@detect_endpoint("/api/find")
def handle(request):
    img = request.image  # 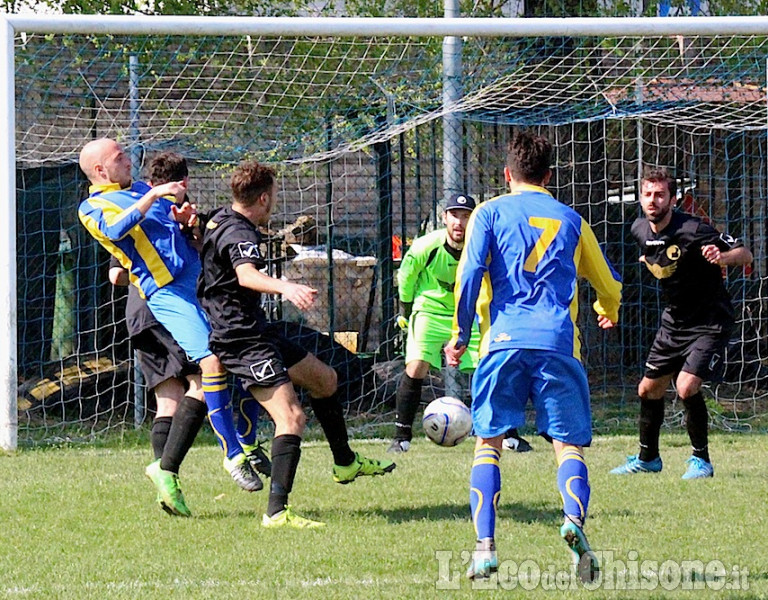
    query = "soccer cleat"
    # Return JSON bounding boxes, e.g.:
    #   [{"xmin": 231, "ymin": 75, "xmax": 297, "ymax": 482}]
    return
[
  {"xmin": 332, "ymin": 452, "xmax": 396, "ymax": 484},
  {"xmin": 610, "ymin": 454, "xmax": 662, "ymax": 475},
  {"xmin": 561, "ymin": 521, "xmax": 600, "ymax": 584},
  {"xmin": 261, "ymin": 506, "xmax": 325, "ymax": 529},
  {"xmin": 502, "ymin": 435, "xmax": 533, "ymax": 453},
  {"xmin": 387, "ymin": 439, "xmax": 411, "ymax": 454},
  {"xmin": 145, "ymin": 459, "xmax": 192, "ymax": 517},
  {"xmin": 242, "ymin": 441, "xmax": 272, "ymax": 477},
  {"xmin": 681, "ymin": 456, "xmax": 714, "ymax": 480},
  {"xmin": 224, "ymin": 453, "xmax": 264, "ymax": 492},
  {"xmin": 466, "ymin": 538, "xmax": 498, "ymax": 580}
]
